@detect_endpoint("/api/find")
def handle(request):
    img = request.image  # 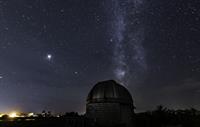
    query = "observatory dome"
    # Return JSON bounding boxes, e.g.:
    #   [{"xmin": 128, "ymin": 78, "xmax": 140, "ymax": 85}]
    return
[
  {"xmin": 86, "ymin": 80, "xmax": 135, "ymax": 127},
  {"xmin": 87, "ymin": 80, "xmax": 133, "ymax": 104}
]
